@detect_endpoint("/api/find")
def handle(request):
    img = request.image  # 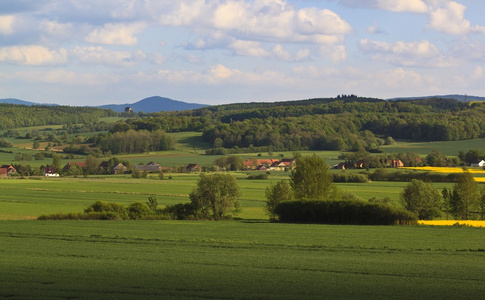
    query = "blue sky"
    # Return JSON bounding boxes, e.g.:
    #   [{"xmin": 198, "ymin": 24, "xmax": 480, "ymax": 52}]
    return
[{"xmin": 1, "ymin": 0, "xmax": 485, "ymax": 105}]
